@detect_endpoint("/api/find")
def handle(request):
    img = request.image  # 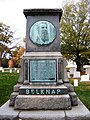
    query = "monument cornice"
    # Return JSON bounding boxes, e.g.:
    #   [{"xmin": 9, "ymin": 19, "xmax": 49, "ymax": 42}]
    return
[{"xmin": 23, "ymin": 8, "xmax": 62, "ymax": 21}]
